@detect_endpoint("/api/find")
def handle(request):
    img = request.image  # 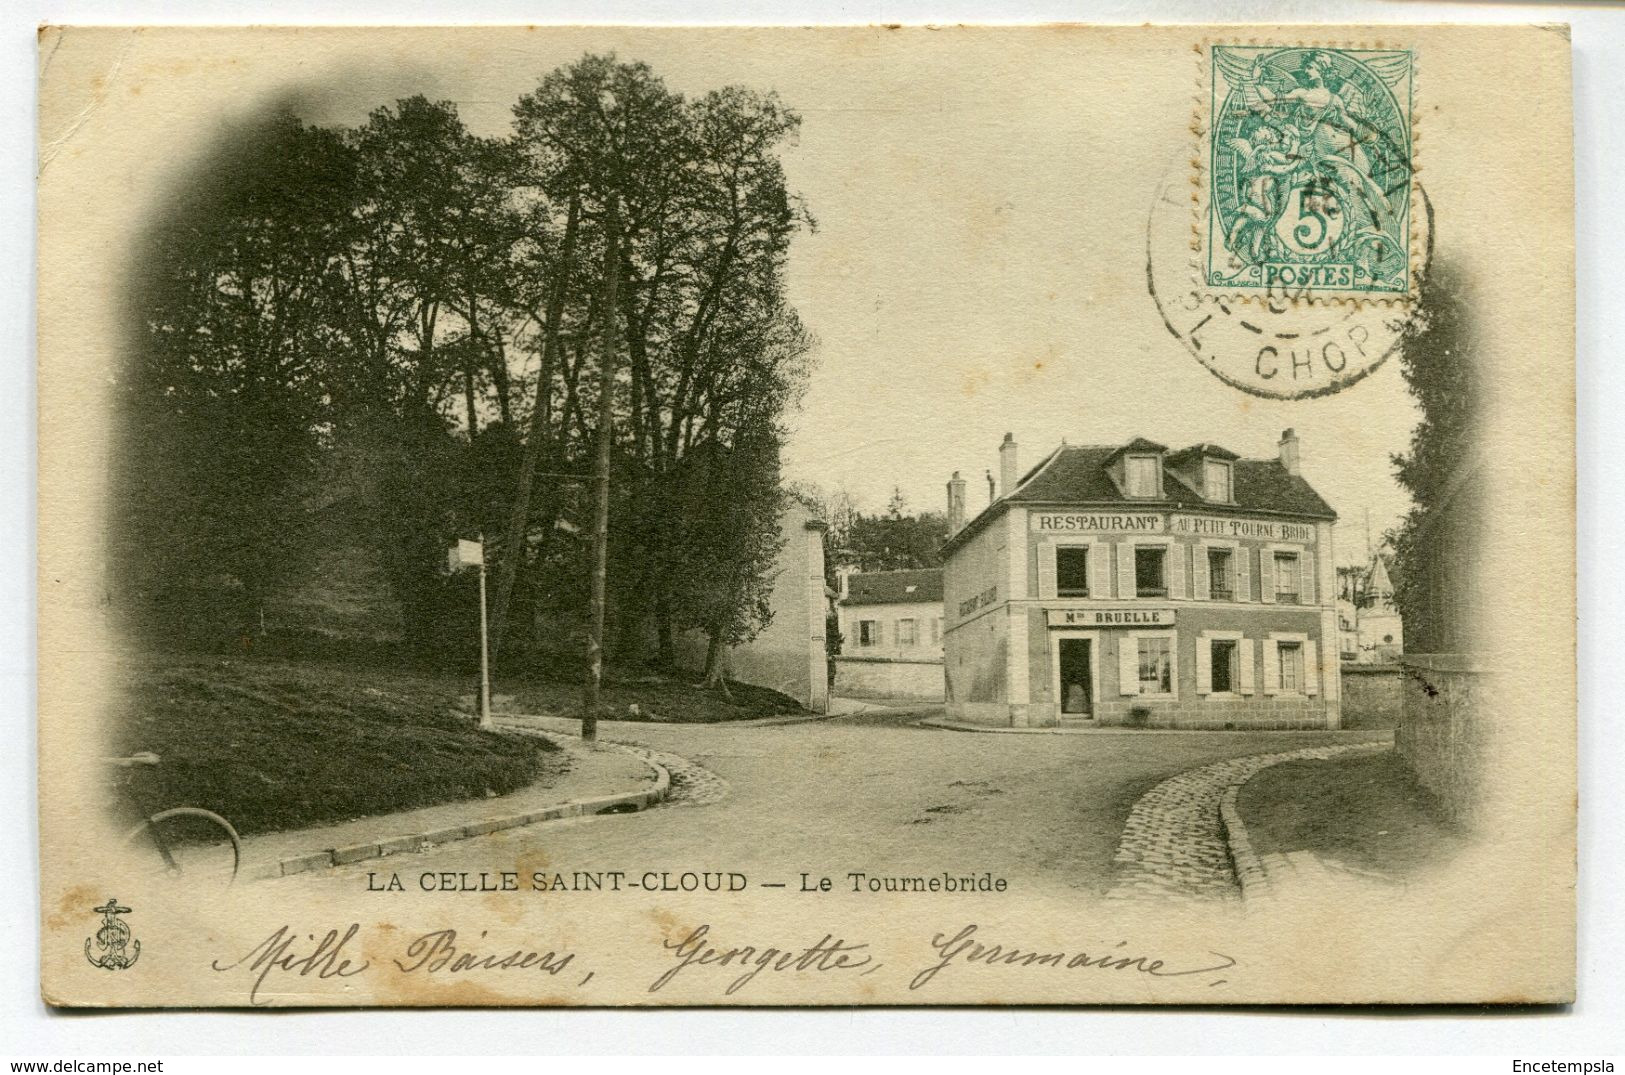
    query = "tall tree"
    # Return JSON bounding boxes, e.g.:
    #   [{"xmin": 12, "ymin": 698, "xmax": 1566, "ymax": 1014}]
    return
[{"xmin": 114, "ymin": 111, "xmax": 353, "ymax": 638}]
